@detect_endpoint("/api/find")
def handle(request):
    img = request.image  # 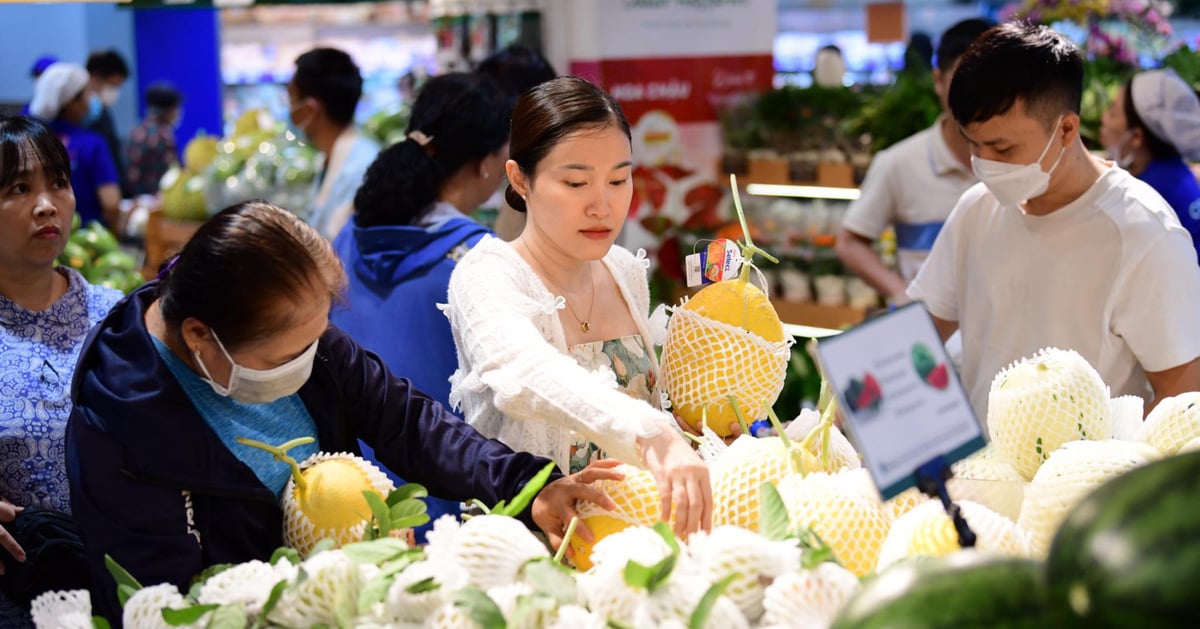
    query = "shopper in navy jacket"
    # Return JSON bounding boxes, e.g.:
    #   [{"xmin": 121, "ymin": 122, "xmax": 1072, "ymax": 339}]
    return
[{"xmin": 66, "ymin": 201, "xmax": 617, "ymax": 623}]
